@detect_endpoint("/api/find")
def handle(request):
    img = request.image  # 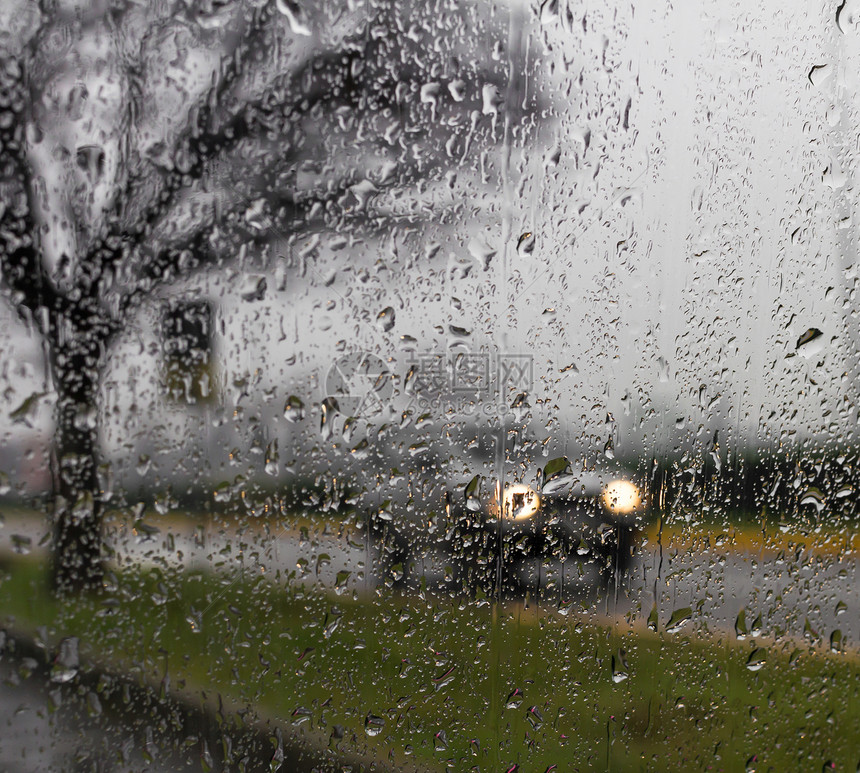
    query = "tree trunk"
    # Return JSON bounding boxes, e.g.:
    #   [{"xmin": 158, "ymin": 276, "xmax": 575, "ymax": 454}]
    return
[{"xmin": 49, "ymin": 305, "xmax": 109, "ymax": 594}]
